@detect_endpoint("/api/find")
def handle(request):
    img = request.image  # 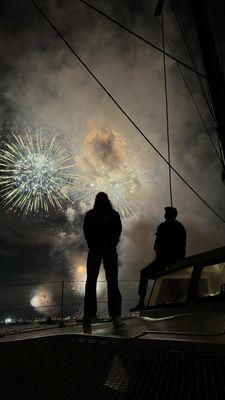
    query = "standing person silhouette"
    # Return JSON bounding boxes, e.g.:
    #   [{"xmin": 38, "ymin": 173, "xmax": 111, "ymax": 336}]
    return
[
  {"xmin": 131, "ymin": 207, "xmax": 186, "ymax": 311},
  {"xmin": 83, "ymin": 192, "xmax": 123, "ymax": 333}
]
